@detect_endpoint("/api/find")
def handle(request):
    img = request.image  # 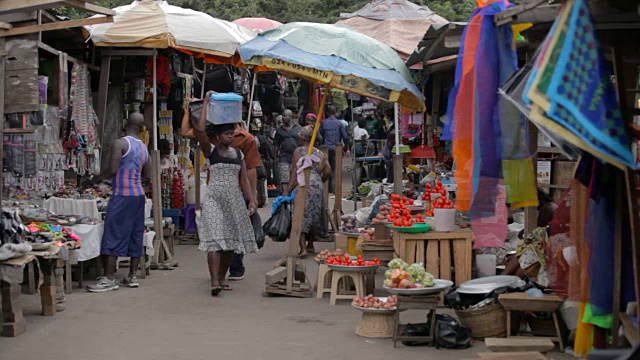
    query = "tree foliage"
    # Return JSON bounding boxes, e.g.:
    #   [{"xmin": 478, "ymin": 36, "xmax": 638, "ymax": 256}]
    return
[{"xmin": 57, "ymin": 0, "xmax": 492, "ymax": 23}]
